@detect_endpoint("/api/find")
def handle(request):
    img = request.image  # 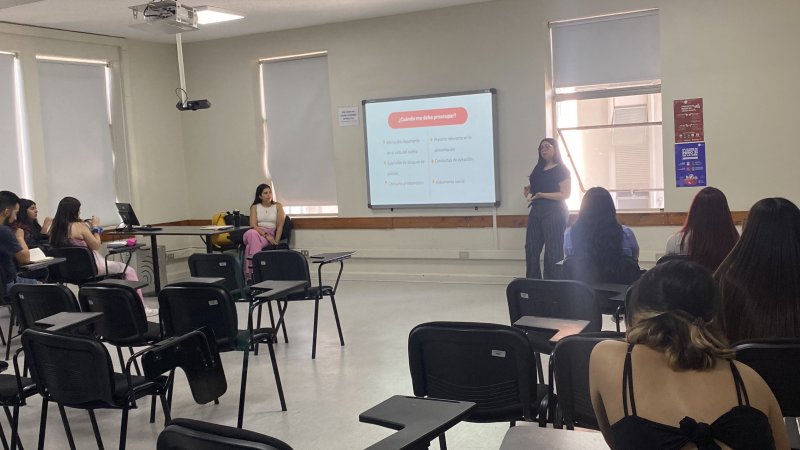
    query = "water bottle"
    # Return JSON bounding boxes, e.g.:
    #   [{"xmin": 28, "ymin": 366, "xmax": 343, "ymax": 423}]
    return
[{"xmin": 233, "ymin": 209, "xmax": 241, "ymax": 227}]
